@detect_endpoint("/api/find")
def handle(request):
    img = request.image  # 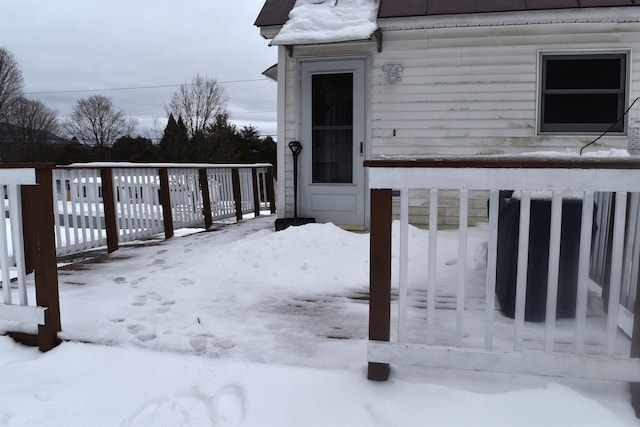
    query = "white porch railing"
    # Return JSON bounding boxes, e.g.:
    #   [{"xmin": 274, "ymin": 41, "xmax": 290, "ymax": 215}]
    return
[
  {"xmin": 0, "ymin": 165, "xmax": 60, "ymax": 351},
  {"xmin": 0, "ymin": 168, "xmax": 43, "ymax": 325},
  {"xmin": 113, "ymin": 168, "xmax": 165, "ymax": 243},
  {"xmin": 207, "ymin": 168, "xmax": 235, "ymax": 220},
  {"xmin": 365, "ymin": 156, "xmax": 640, "ymax": 397},
  {"xmin": 52, "ymin": 164, "xmax": 275, "ymax": 257},
  {"xmin": 53, "ymin": 167, "xmax": 107, "ymax": 255},
  {"xmin": 168, "ymin": 168, "xmax": 203, "ymax": 230}
]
